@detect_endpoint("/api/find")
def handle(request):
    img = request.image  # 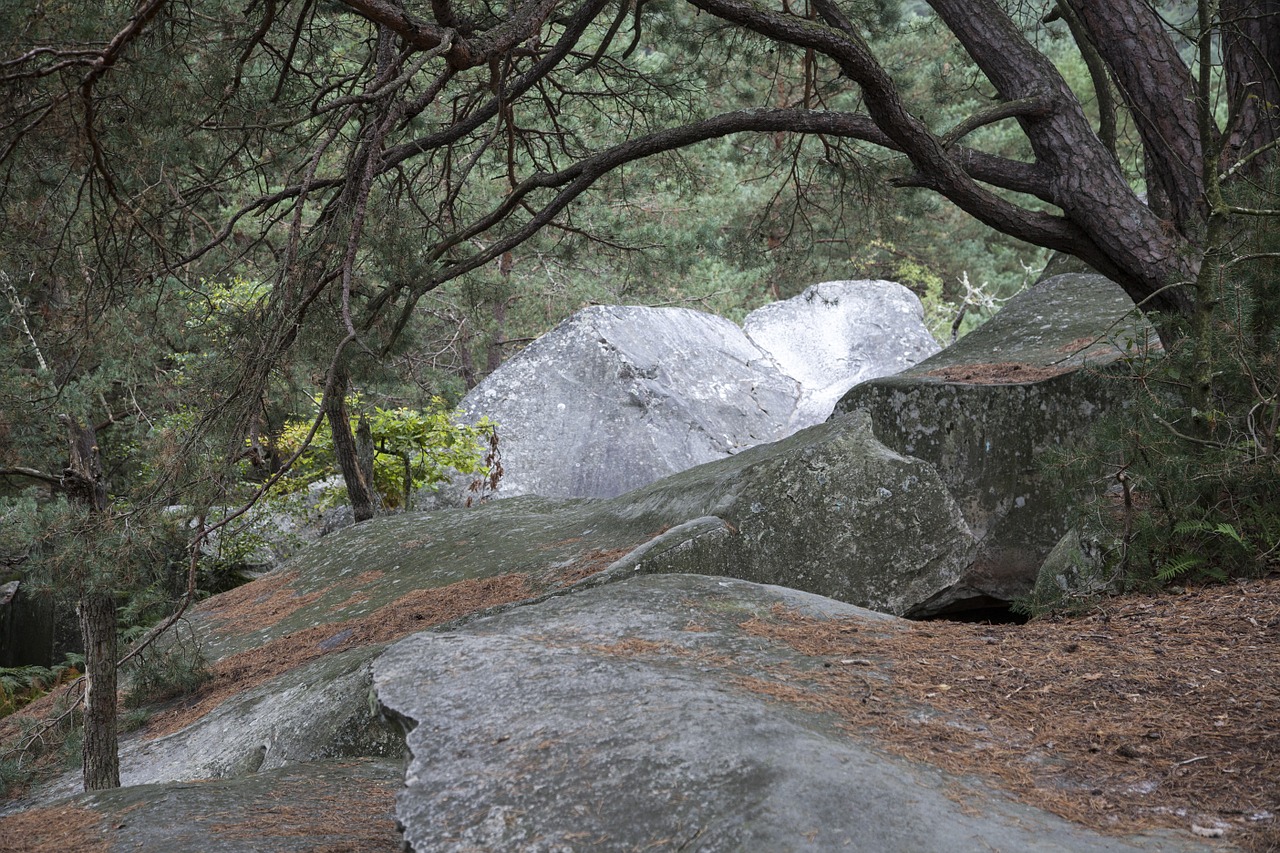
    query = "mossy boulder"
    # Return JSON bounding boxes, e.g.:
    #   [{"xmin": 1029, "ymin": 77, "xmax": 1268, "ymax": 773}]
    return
[{"xmin": 834, "ymin": 273, "xmax": 1154, "ymax": 615}]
